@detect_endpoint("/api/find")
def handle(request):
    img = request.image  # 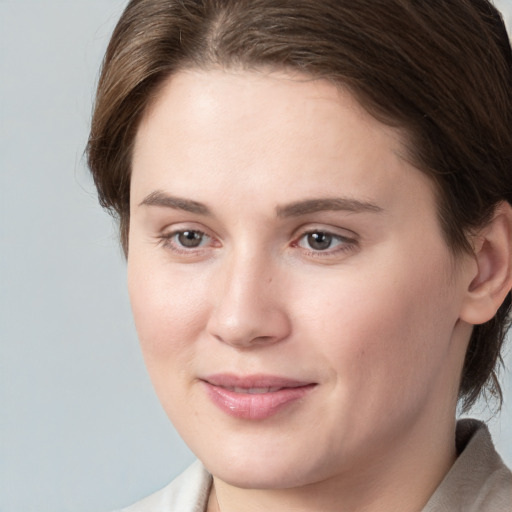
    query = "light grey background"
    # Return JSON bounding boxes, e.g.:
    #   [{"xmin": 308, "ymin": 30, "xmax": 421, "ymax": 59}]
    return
[{"xmin": 1, "ymin": 1, "xmax": 511, "ymax": 511}]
